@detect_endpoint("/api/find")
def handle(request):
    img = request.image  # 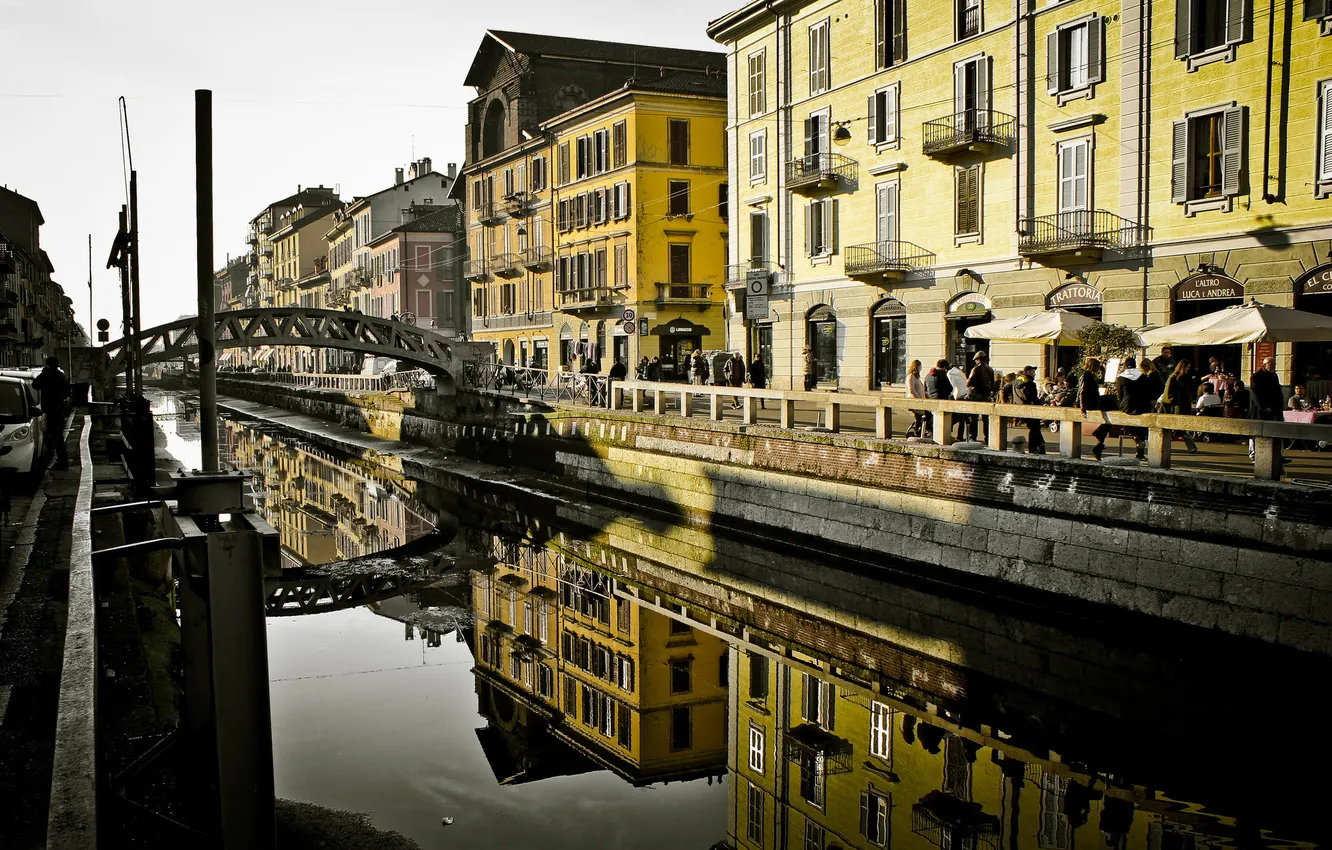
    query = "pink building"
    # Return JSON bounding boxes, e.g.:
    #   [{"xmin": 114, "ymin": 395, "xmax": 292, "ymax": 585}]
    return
[{"xmin": 363, "ymin": 204, "xmax": 463, "ymax": 335}]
